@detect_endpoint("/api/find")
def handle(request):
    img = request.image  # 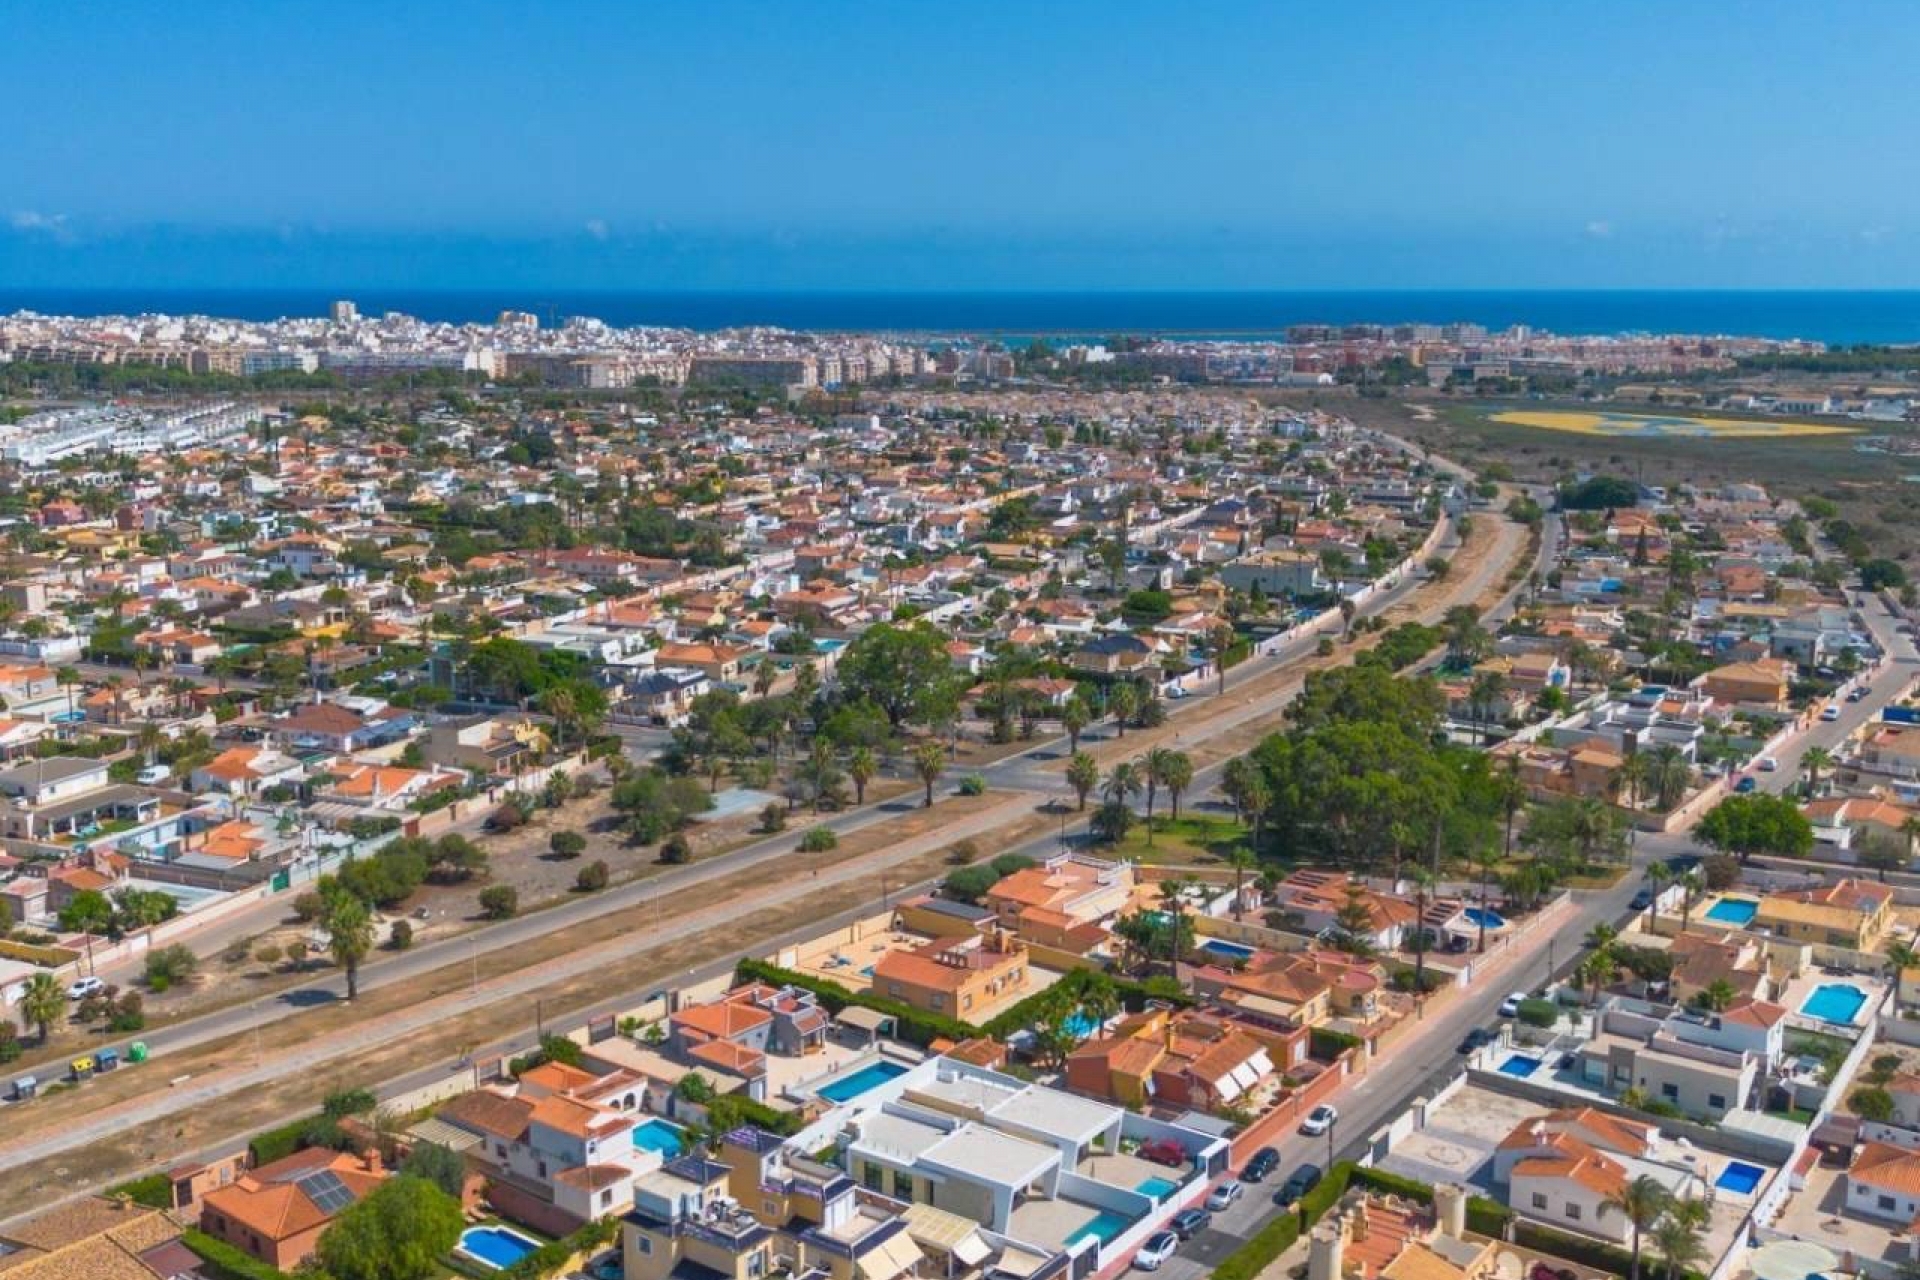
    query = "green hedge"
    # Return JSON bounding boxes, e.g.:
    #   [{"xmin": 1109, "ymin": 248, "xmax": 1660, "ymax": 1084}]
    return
[
  {"xmin": 1513, "ymin": 1222, "xmax": 1701, "ymax": 1280},
  {"xmin": 183, "ymin": 1229, "xmax": 294, "ymax": 1280},
  {"xmin": 107, "ymin": 1172, "xmax": 173, "ymax": 1209},
  {"xmin": 498, "ymin": 1216, "xmax": 619, "ymax": 1279},
  {"xmin": 982, "ymin": 968, "xmax": 1189, "ymax": 1041},
  {"xmin": 1310, "ymin": 1026, "xmax": 1362, "ymax": 1058},
  {"xmin": 247, "ymin": 1115, "xmax": 317, "ymax": 1167}
]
